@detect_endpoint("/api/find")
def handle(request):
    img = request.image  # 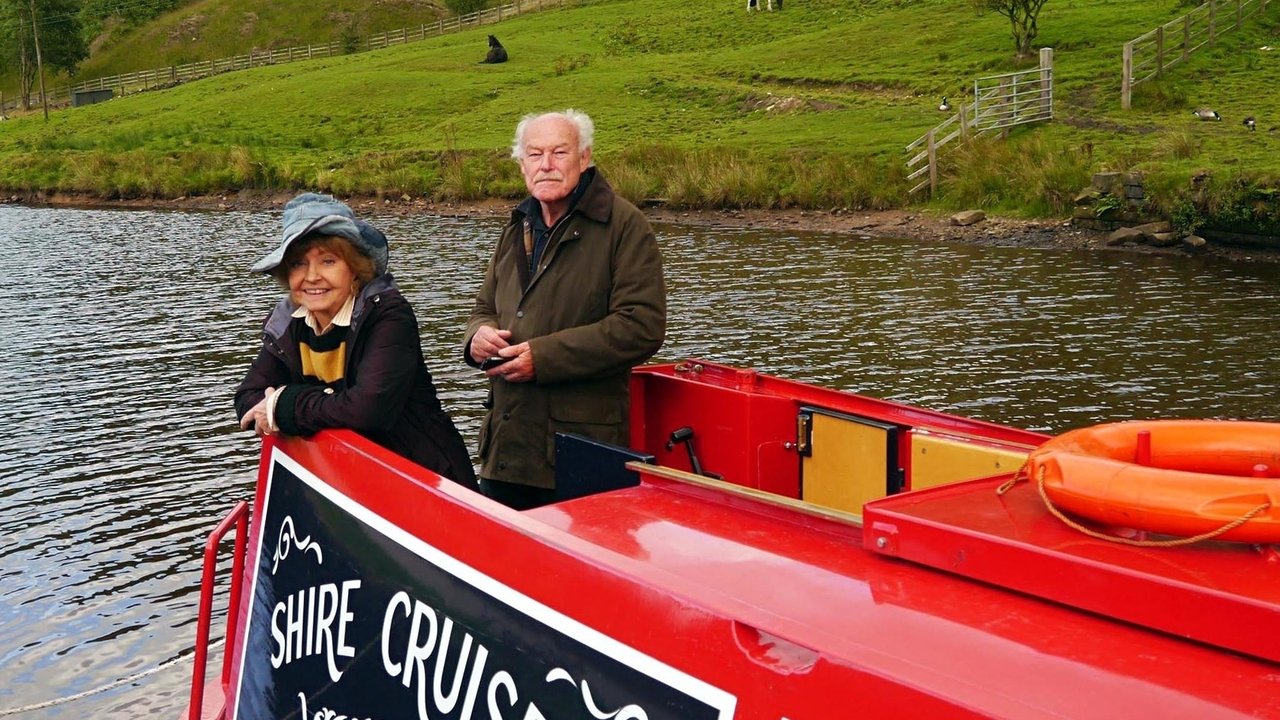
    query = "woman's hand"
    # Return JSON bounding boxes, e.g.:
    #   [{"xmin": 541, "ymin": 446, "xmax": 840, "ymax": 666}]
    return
[{"xmin": 239, "ymin": 386, "xmax": 277, "ymax": 436}]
